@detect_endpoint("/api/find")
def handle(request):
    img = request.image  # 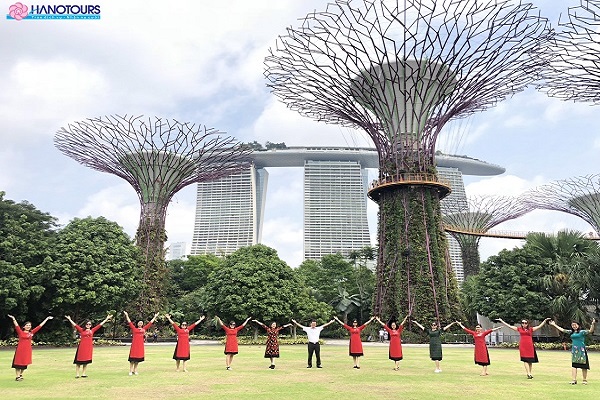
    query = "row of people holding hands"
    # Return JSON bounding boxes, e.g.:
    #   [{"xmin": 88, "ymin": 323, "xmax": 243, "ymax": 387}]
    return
[{"xmin": 6, "ymin": 313, "xmax": 596, "ymax": 385}]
